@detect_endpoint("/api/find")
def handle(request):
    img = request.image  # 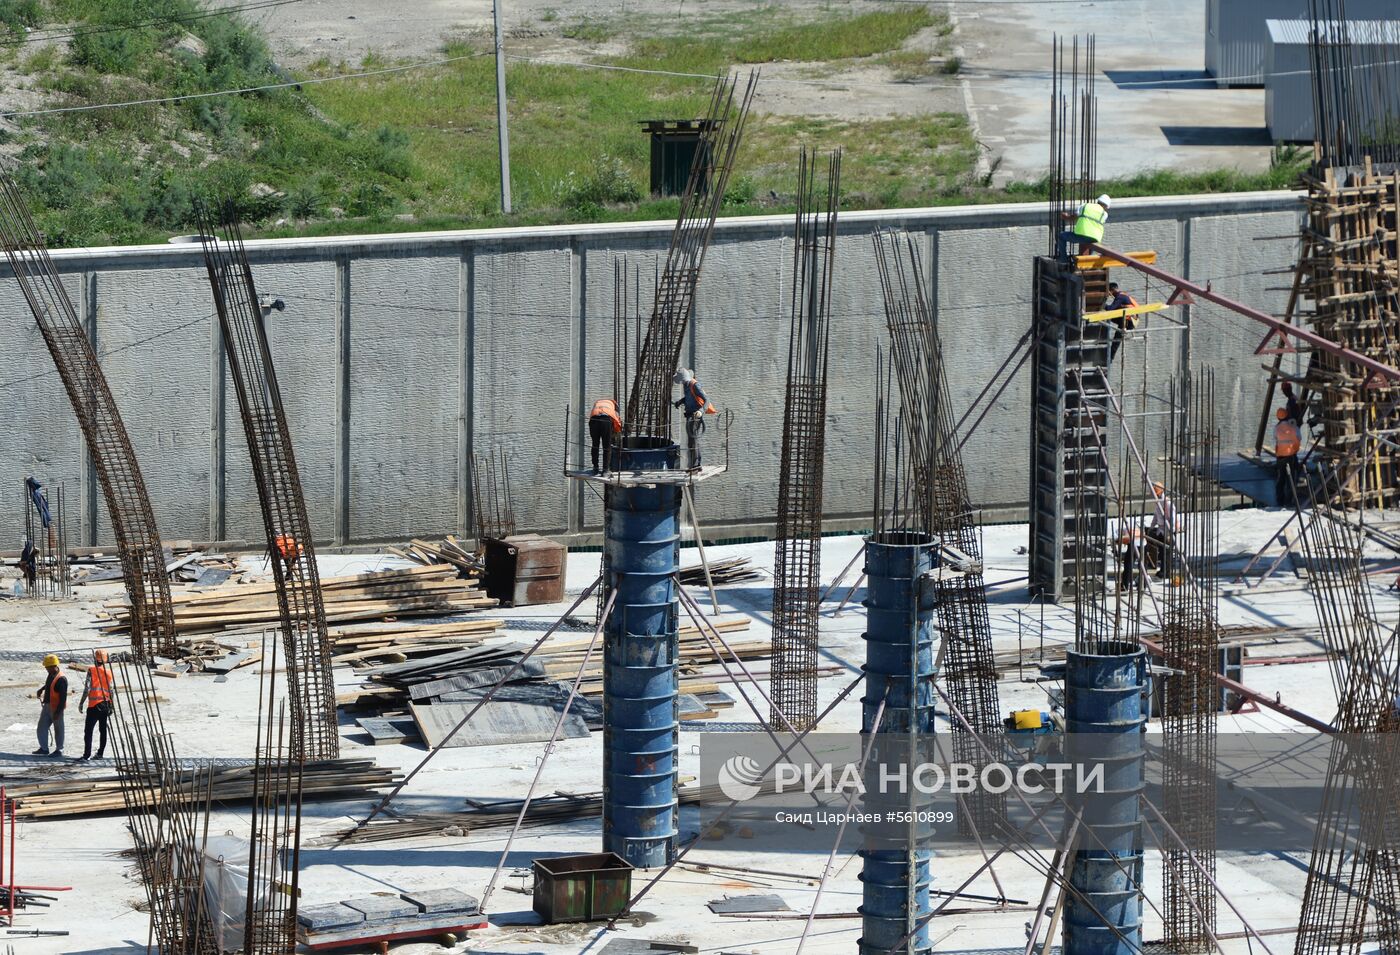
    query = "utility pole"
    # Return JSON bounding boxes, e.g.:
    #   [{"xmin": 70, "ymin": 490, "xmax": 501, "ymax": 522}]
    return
[{"xmin": 492, "ymin": 0, "xmax": 513, "ymax": 214}]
